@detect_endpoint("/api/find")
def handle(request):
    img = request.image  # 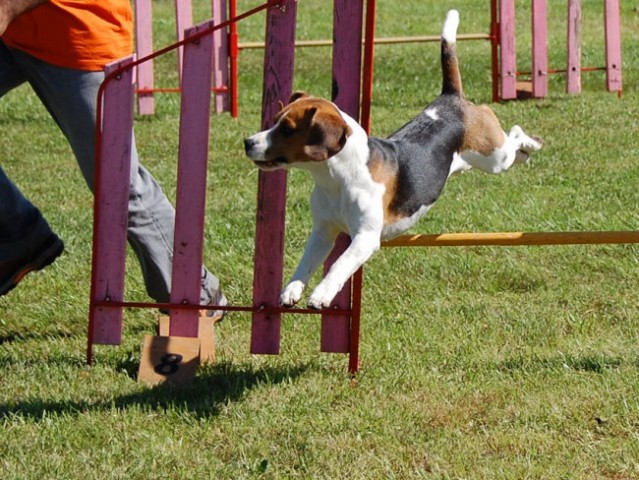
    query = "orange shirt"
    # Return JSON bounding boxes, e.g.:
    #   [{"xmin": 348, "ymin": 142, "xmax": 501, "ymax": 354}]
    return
[{"xmin": 2, "ymin": 0, "xmax": 133, "ymax": 71}]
